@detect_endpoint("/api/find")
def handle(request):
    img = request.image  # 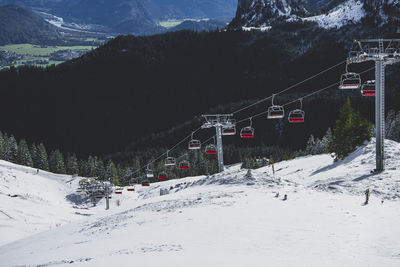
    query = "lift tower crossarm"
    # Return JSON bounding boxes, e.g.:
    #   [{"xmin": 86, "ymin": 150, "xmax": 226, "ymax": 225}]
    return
[{"xmin": 348, "ymin": 39, "xmax": 400, "ymax": 65}]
